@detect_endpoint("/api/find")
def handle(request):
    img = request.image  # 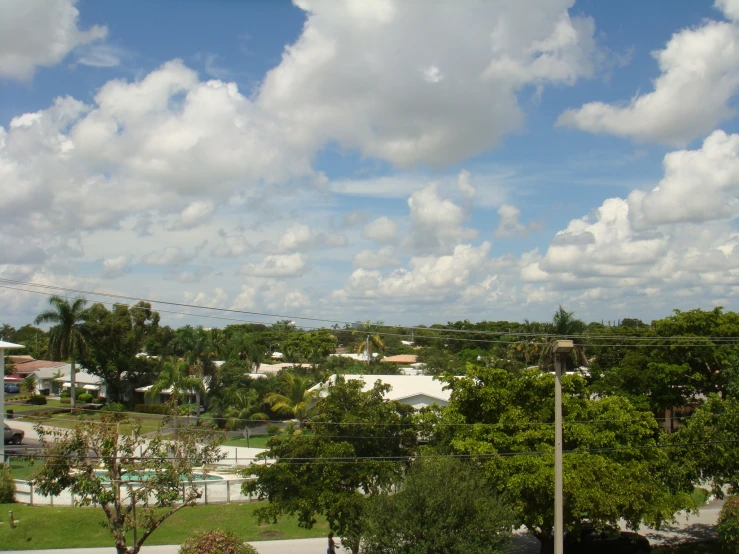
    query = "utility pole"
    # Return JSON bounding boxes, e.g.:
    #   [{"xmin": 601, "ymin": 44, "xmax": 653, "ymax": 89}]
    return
[
  {"xmin": 365, "ymin": 335, "xmax": 370, "ymax": 365},
  {"xmin": 552, "ymin": 340, "xmax": 573, "ymax": 554}
]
